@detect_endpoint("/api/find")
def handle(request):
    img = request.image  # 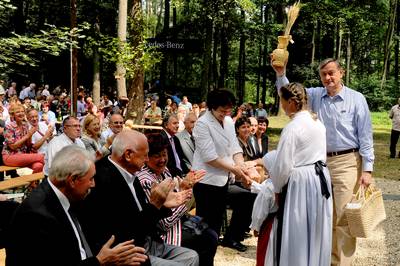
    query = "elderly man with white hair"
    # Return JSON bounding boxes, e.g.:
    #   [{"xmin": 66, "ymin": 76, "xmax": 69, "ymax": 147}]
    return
[
  {"xmin": 79, "ymin": 130, "xmax": 199, "ymax": 266},
  {"xmin": 6, "ymin": 145, "xmax": 147, "ymax": 266}
]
